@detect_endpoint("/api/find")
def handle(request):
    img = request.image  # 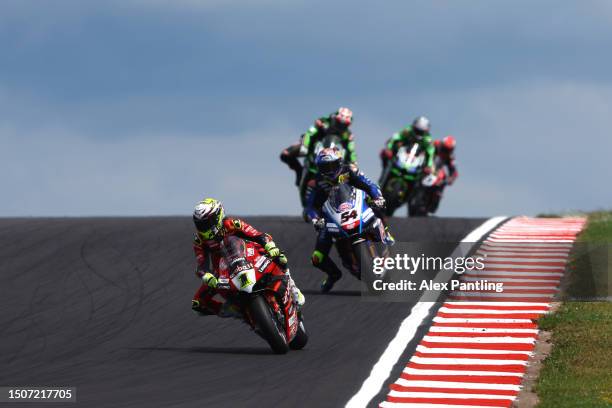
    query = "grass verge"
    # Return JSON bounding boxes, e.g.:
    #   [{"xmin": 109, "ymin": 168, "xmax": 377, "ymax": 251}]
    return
[{"xmin": 535, "ymin": 211, "xmax": 612, "ymax": 407}]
